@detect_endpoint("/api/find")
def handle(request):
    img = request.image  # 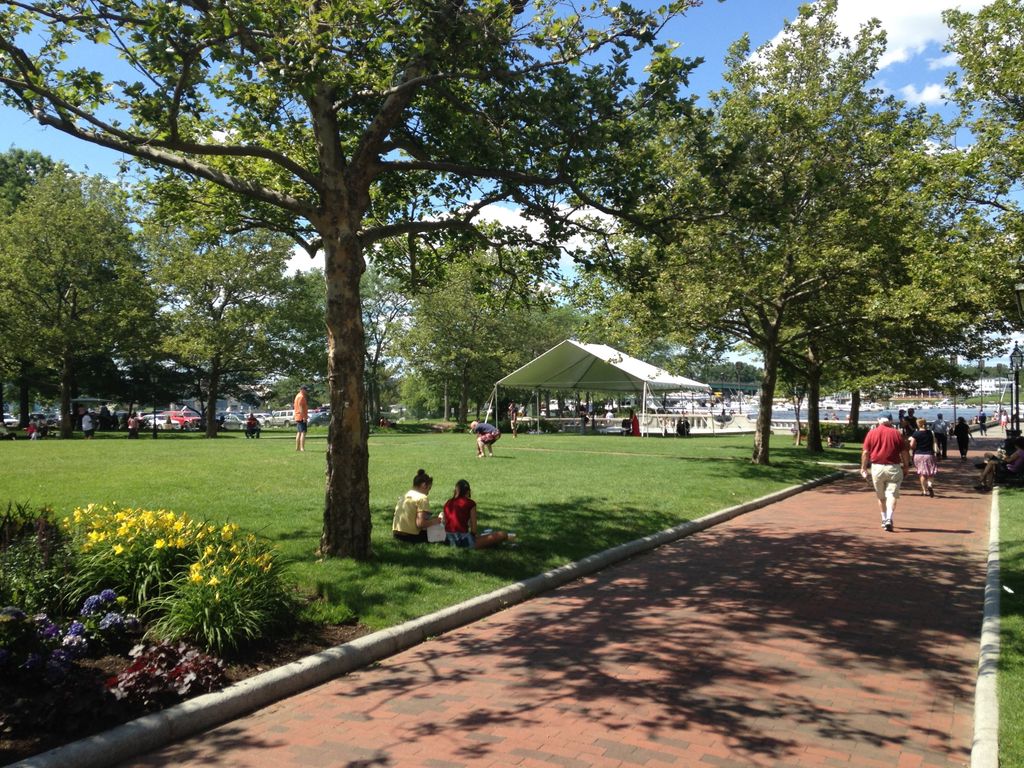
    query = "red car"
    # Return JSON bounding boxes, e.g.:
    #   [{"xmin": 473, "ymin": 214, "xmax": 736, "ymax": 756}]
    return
[{"xmin": 162, "ymin": 410, "xmax": 201, "ymax": 430}]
